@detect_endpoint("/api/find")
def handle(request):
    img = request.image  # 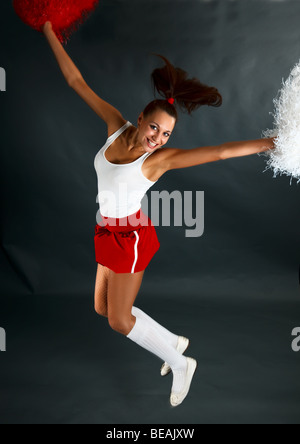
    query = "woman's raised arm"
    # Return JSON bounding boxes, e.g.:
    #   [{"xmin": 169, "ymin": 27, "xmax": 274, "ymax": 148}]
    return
[
  {"xmin": 43, "ymin": 21, "xmax": 82, "ymax": 86},
  {"xmin": 42, "ymin": 21, "xmax": 125, "ymax": 130}
]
